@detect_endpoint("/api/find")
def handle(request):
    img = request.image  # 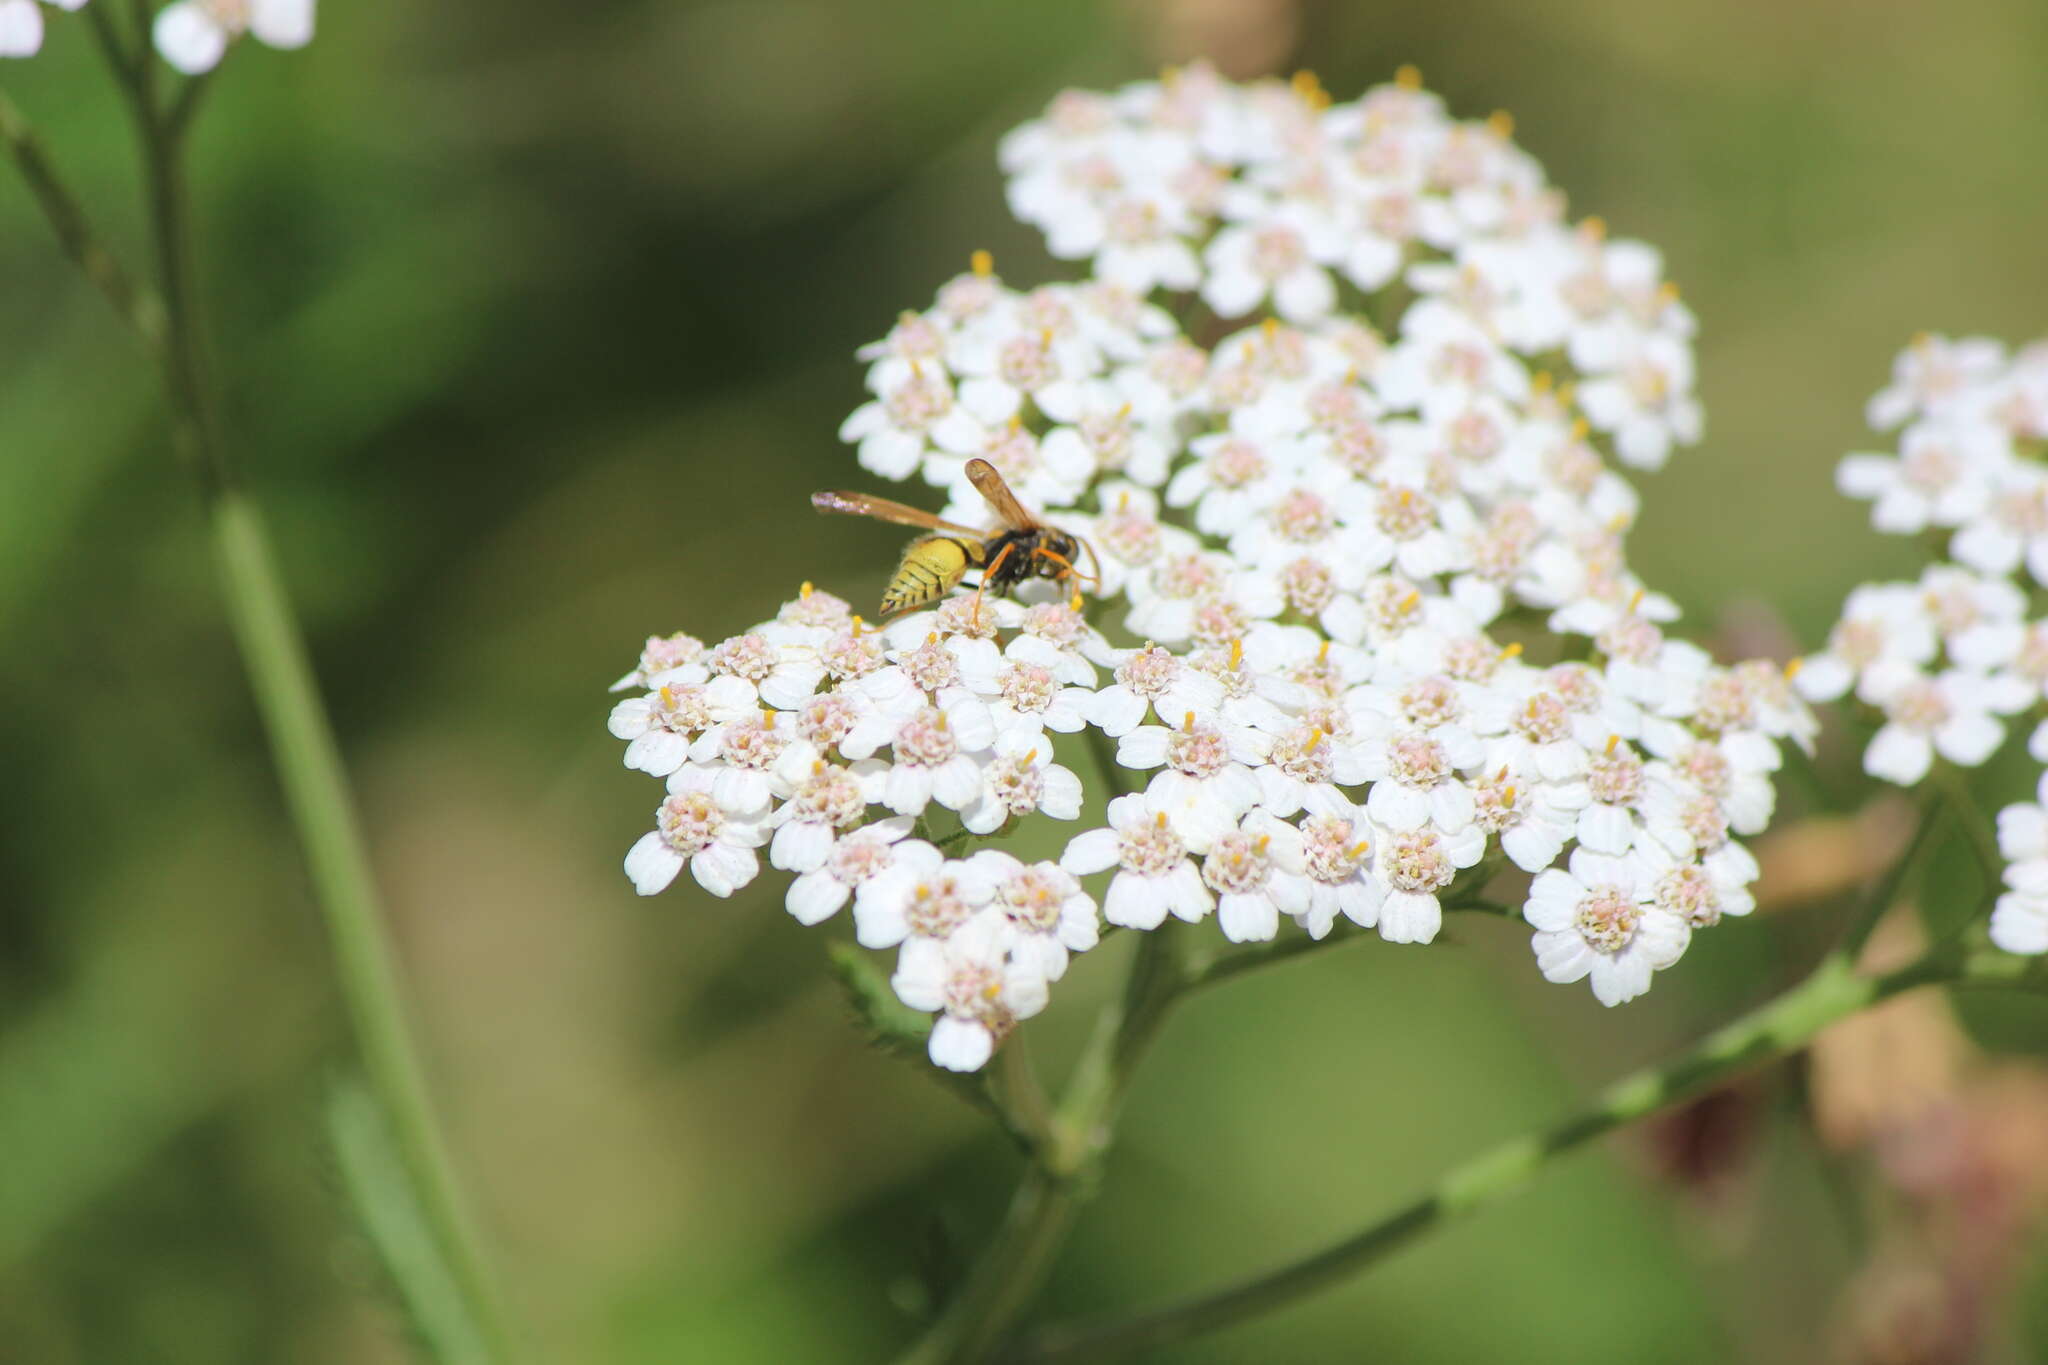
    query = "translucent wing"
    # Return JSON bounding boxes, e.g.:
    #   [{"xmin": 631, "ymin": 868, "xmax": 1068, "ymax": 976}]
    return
[
  {"xmin": 964, "ymin": 458, "xmax": 1040, "ymax": 532},
  {"xmin": 811, "ymin": 490, "xmax": 982, "ymax": 536}
]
